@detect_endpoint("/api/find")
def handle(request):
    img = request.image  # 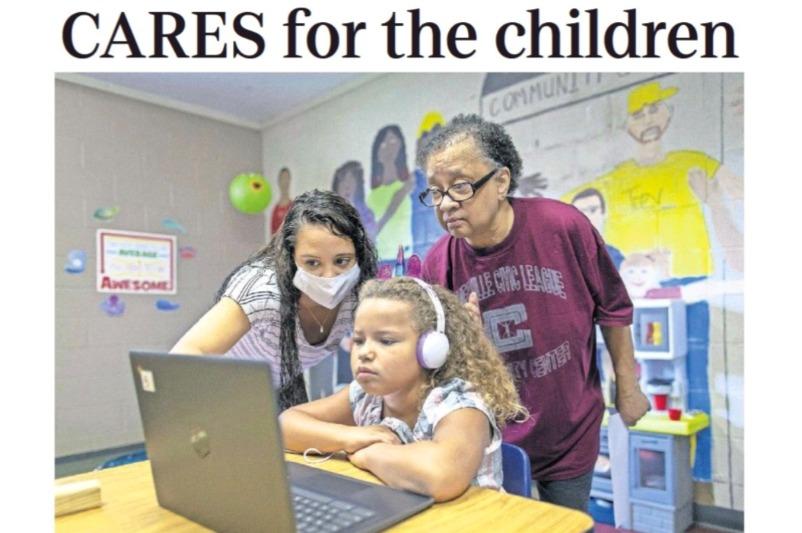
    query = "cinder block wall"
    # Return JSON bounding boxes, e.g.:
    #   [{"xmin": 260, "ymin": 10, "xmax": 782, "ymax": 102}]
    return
[{"xmin": 55, "ymin": 79, "xmax": 265, "ymax": 457}]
